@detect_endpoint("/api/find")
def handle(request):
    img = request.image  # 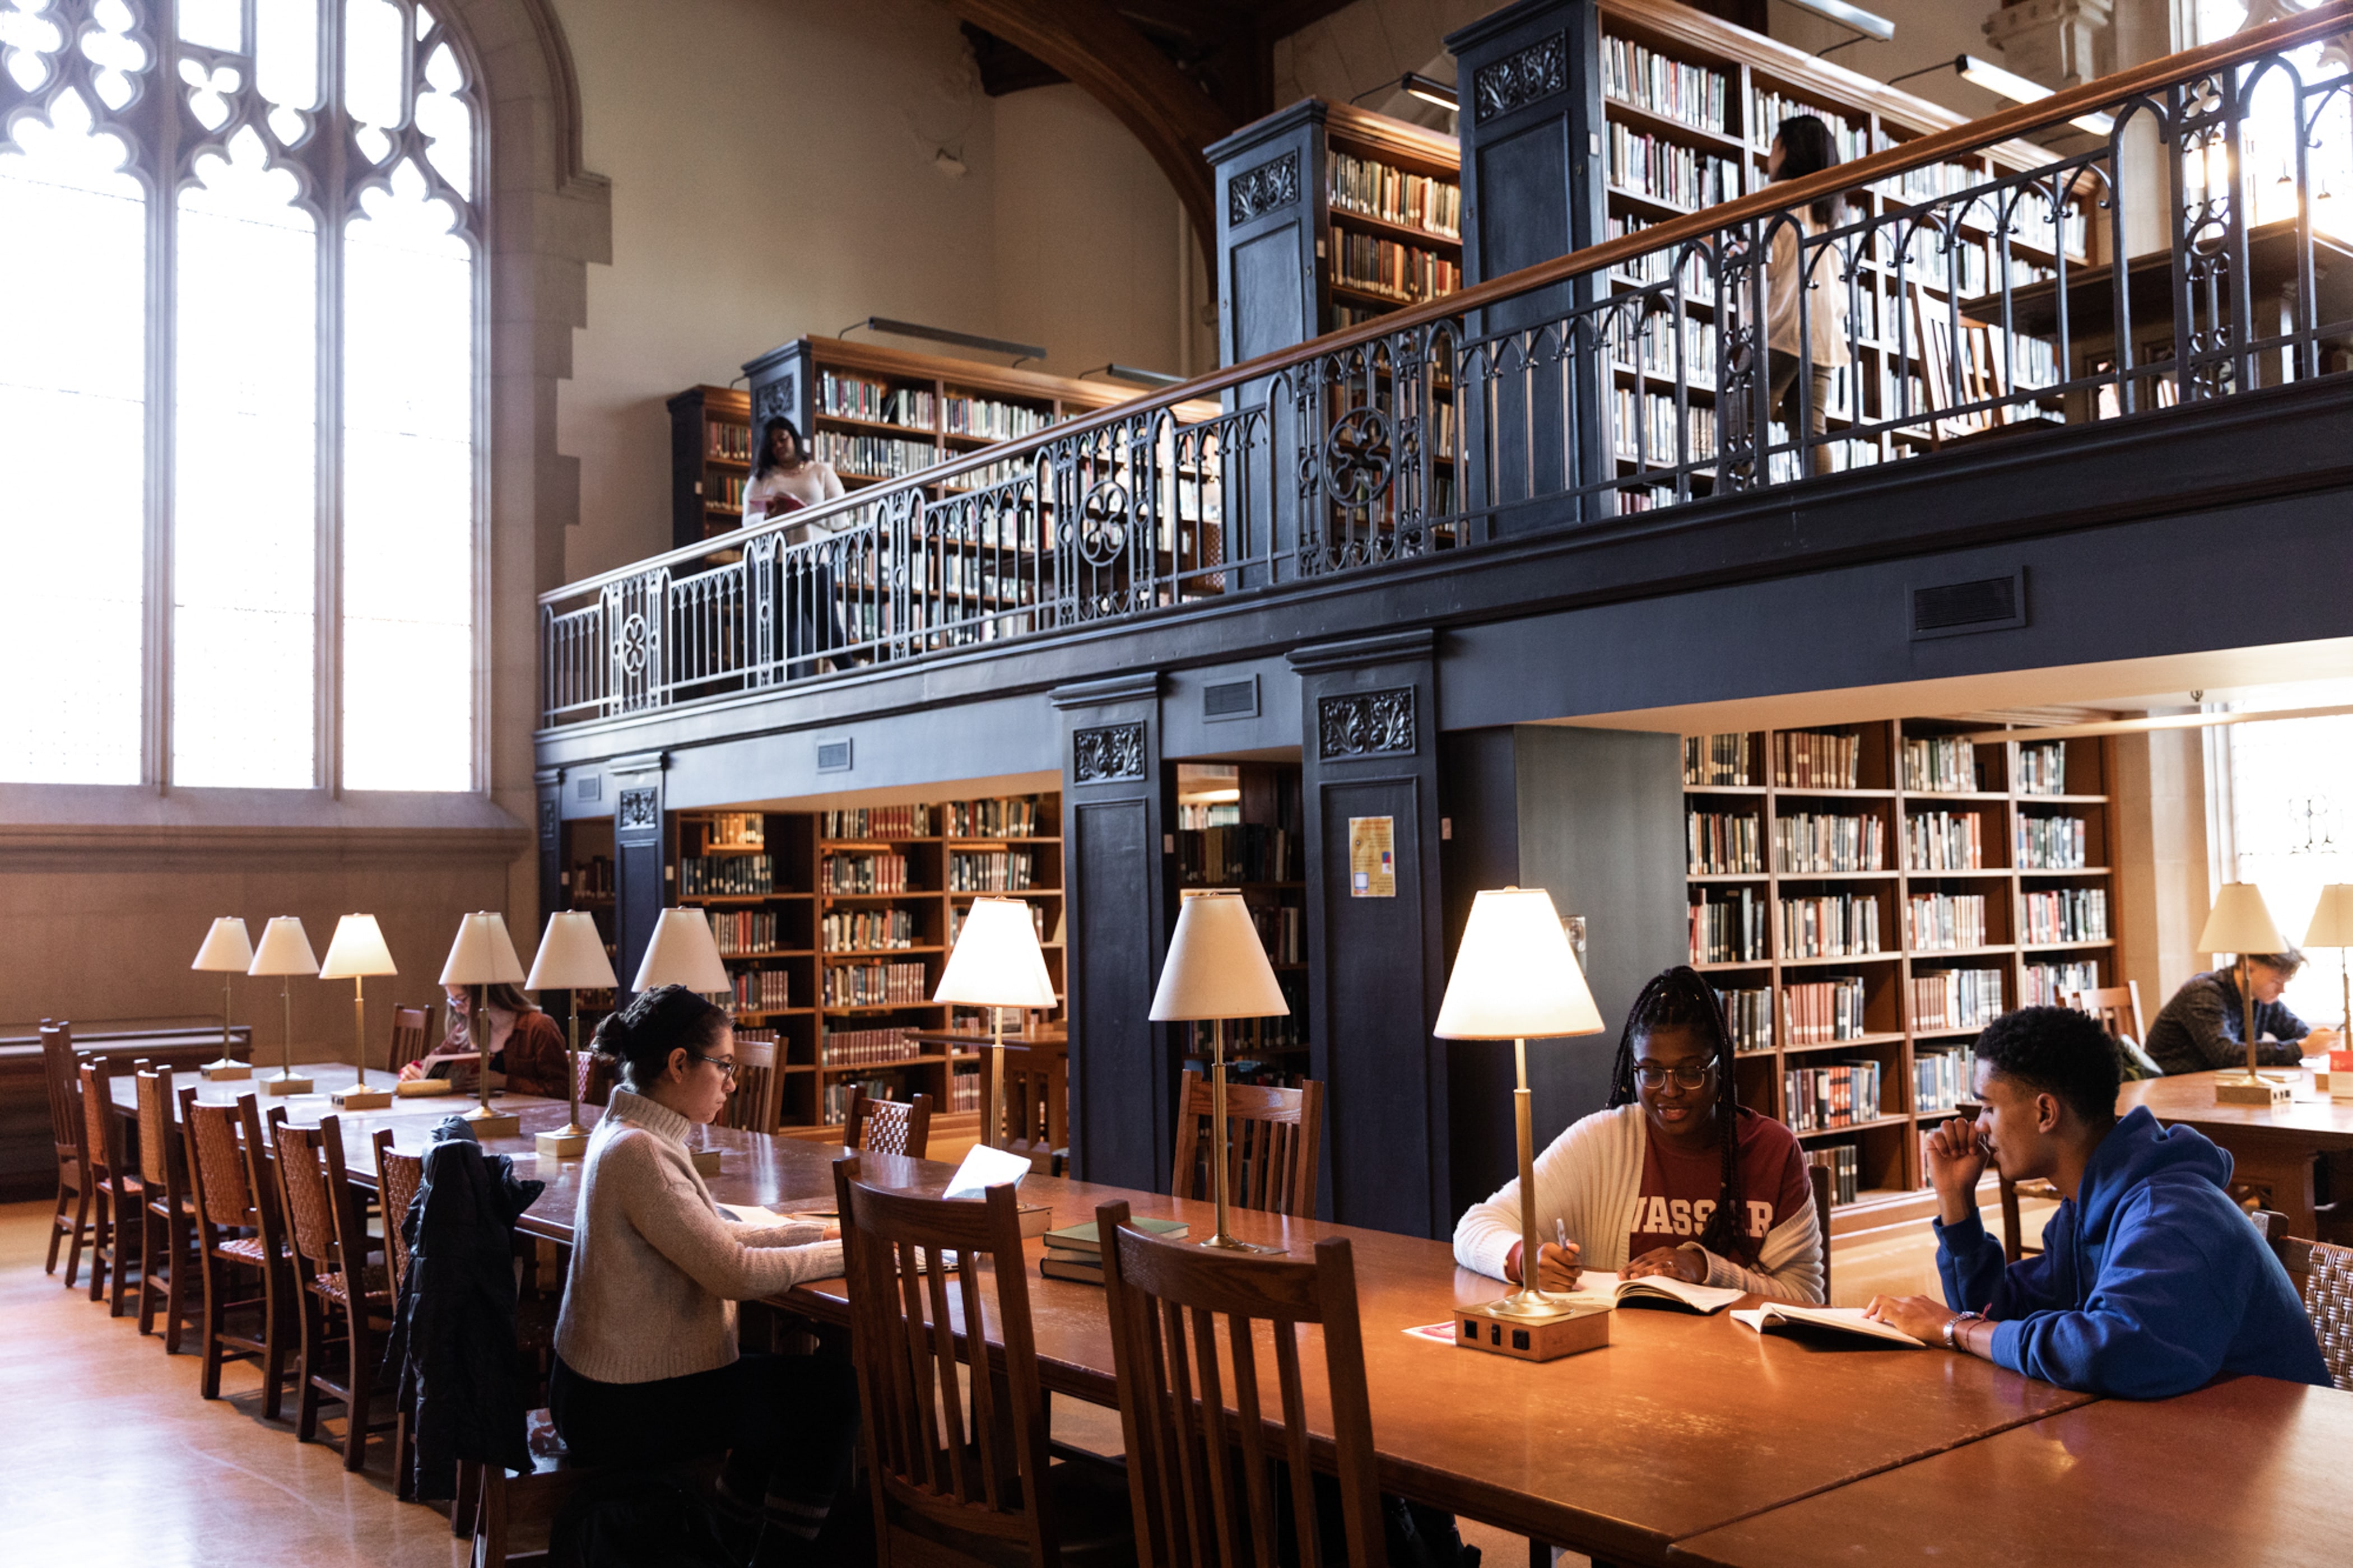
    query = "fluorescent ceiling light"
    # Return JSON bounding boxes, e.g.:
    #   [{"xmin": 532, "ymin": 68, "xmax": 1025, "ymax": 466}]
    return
[
  {"xmin": 1787, "ymin": 0, "xmax": 1895, "ymax": 44},
  {"xmin": 1401, "ymin": 71, "xmax": 1457, "ymax": 111},
  {"xmin": 1089, "ymin": 363, "xmax": 1184, "ymax": 388},
  {"xmin": 841, "ymin": 317, "xmax": 1045, "ymax": 364},
  {"xmin": 1957, "ymin": 53, "xmax": 2115, "ymax": 137}
]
